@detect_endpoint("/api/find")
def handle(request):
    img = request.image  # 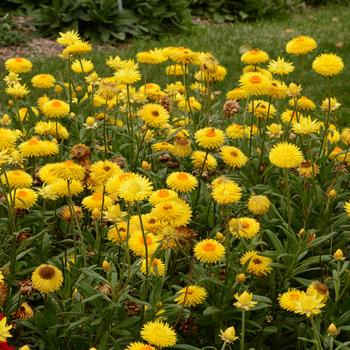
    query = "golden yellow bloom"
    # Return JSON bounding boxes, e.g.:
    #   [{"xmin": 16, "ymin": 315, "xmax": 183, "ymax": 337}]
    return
[
  {"xmin": 286, "ymin": 36, "xmax": 317, "ymax": 55},
  {"xmin": 11, "ymin": 188, "xmax": 38, "ymax": 209},
  {"xmin": 191, "ymin": 151, "xmax": 217, "ymax": 170},
  {"xmin": 43, "ymin": 99, "xmax": 70, "ymax": 118},
  {"xmin": 322, "ymin": 97, "xmax": 341, "ymax": 112},
  {"xmin": 229, "ymin": 217, "xmax": 260, "ymax": 239},
  {"xmin": 14, "ymin": 302, "xmax": 34, "ymax": 320},
  {"xmin": 293, "ymin": 292, "xmax": 325, "ymax": 317},
  {"xmin": 5, "ymin": 82, "xmax": 30, "ymax": 98},
  {"xmin": 19, "ymin": 138, "xmax": 59, "ymax": 158},
  {"xmin": 43, "ymin": 179, "xmax": 83, "ymax": 198},
  {"xmin": 293, "ymin": 116, "xmax": 321, "ymax": 135},
  {"xmin": 195, "ymin": 127, "xmax": 225, "ymax": 149},
  {"xmin": 233, "ymin": 291, "xmax": 257, "ymax": 310},
  {"xmin": 165, "ymin": 64, "xmax": 186, "ymax": 76},
  {"xmin": 268, "ymin": 57, "xmax": 294, "ymax": 75},
  {"xmin": 178, "ymin": 96, "xmax": 202, "ymax": 112},
  {"xmin": 117, "ymin": 173, "xmax": 153, "ymax": 202},
  {"xmin": 307, "ymin": 281, "xmax": 329, "ymax": 303},
  {"xmin": 219, "ymin": 326, "xmax": 239, "ymax": 344},
  {"xmin": 107, "ymin": 222, "xmax": 128, "ymax": 244},
  {"xmin": 149, "ymin": 189, "xmax": 178, "ymax": 206},
  {"xmin": 125, "ymin": 342, "xmax": 155, "ymax": 350},
  {"xmin": 240, "ymin": 250, "xmax": 272, "ymax": 277},
  {"xmin": 211, "ymin": 180, "xmax": 242, "ymax": 205},
  {"xmin": 129, "ymin": 231, "xmax": 159, "ymax": 257},
  {"xmin": 175, "ymin": 285, "xmax": 207, "ymax": 307},
  {"xmin": 279, "ymin": 289, "xmax": 302, "ymax": 311},
  {"xmin": 51, "ymin": 160, "xmax": 85, "ymax": 181},
  {"xmin": 71, "ymin": 58, "xmax": 94, "ymax": 73},
  {"xmin": 289, "ymin": 96, "xmax": 316, "ymax": 111},
  {"xmin": 298, "ymin": 161, "xmax": 320, "ymax": 178},
  {"xmin": 114, "ymin": 67, "xmax": 141, "ymax": 85},
  {"xmin": 194, "ymin": 239, "xmax": 225, "ymax": 264},
  {"xmin": 5, "ymin": 57, "xmax": 32, "ymax": 73},
  {"xmin": 220, "ymin": 146, "xmax": 248, "ymax": 168},
  {"xmin": 57, "ymin": 30, "xmax": 81, "ymax": 46},
  {"xmin": 89, "ymin": 160, "xmax": 122, "ymax": 187},
  {"xmin": 0, "ymin": 317, "xmax": 12, "ymax": 342},
  {"xmin": 248, "ymin": 100, "xmax": 276, "ymax": 119},
  {"xmin": 171, "ymin": 48, "xmax": 198, "ymax": 65},
  {"xmin": 141, "ymin": 258, "xmax": 165, "ymax": 276},
  {"xmin": 241, "ymin": 49, "xmax": 269, "ymax": 65},
  {"xmin": 138, "ymin": 103, "xmax": 169, "ymax": 128},
  {"xmin": 236, "ymin": 273, "xmax": 246, "ymax": 283},
  {"xmin": 82, "ymin": 192, "xmax": 113, "ymax": 211},
  {"xmin": 34, "ymin": 121, "xmax": 69, "ymax": 140},
  {"xmin": 226, "ymin": 87, "xmax": 248, "ymax": 100},
  {"xmin": 151, "ymin": 199, "xmax": 192, "ymax": 227},
  {"xmin": 62, "ymin": 40, "xmax": 92, "ymax": 56},
  {"xmin": 269, "ymin": 142, "xmax": 303, "ymax": 168},
  {"xmin": 239, "ymin": 72, "xmax": 270, "ymax": 96},
  {"xmin": 31, "ymin": 74, "xmax": 56, "ymax": 89},
  {"xmin": 3, "ymin": 170, "xmax": 33, "ymax": 189},
  {"xmin": 267, "ymin": 80, "xmax": 288, "ymax": 99},
  {"xmin": 166, "ymin": 172, "xmax": 198, "ymax": 193},
  {"xmin": 141, "ymin": 320, "xmax": 177, "ymax": 348},
  {"xmin": 32, "ymin": 264, "xmax": 63, "ymax": 293},
  {"xmin": 247, "ymin": 195, "xmax": 270, "ymax": 215},
  {"xmin": 226, "ymin": 123, "xmax": 246, "ymax": 140},
  {"xmin": 312, "ymin": 53, "xmax": 344, "ymax": 77},
  {"xmin": 280, "ymin": 109, "xmax": 300, "ymax": 124},
  {"xmin": 137, "ymin": 49, "xmax": 167, "ymax": 64}
]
